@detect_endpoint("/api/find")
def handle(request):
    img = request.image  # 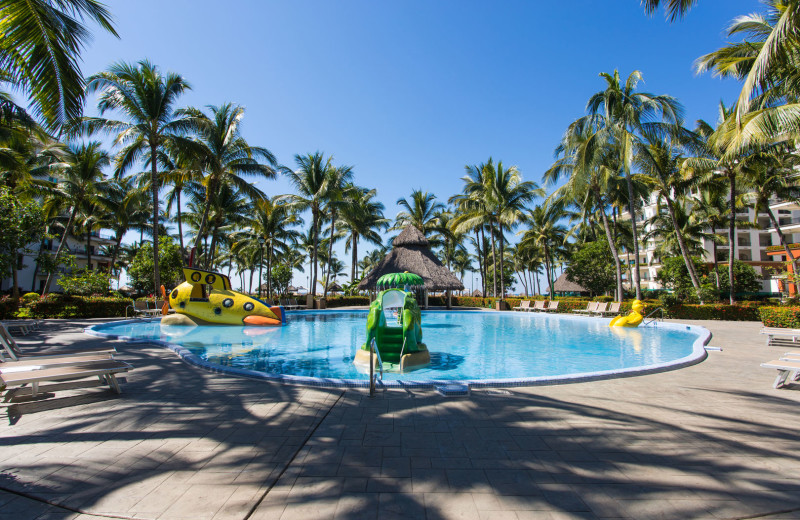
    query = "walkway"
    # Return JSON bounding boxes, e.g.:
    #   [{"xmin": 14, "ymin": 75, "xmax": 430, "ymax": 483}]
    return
[{"xmin": 0, "ymin": 318, "xmax": 799, "ymax": 519}]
